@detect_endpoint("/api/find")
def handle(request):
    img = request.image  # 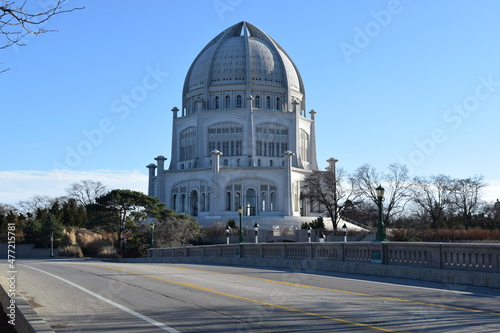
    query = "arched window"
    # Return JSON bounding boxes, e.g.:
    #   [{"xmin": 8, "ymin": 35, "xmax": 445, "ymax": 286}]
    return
[
  {"xmin": 234, "ymin": 192, "xmax": 241, "ymax": 211},
  {"xmin": 245, "ymin": 189, "xmax": 256, "ymax": 216},
  {"xmin": 190, "ymin": 190, "xmax": 198, "ymax": 216},
  {"xmin": 181, "ymin": 194, "xmax": 186, "ymax": 212},
  {"xmin": 257, "ymin": 159, "xmax": 261, "ymax": 167},
  {"xmin": 180, "ymin": 127, "xmax": 196, "ymax": 161},
  {"xmin": 270, "ymin": 192, "xmax": 276, "ymax": 211},
  {"xmin": 236, "ymin": 95, "xmax": 242, "ymax": 108},
  {"xmin": 276, "ymin": 97, "xmax": 280, "ymax": 110},
  {"xmin": 261, "ymin": 192, "xmax": 267, "ymax": 212},
  {"xmin": 266, "ymin": 96, "xmax": 271, "ymax": 109},
  {"xmin": 214, "ymin": 96, "xmax": 220, "ymax": 109},
  {"xmin": 201, "ymin": 193, "xmax": 206, "ymax": 212},
  {"xmin": 256, "ymin": 123, "xmax": 288, "ymax": 157},
  {"xmin": 254, "ymin": 95, "xmax": 260, "ymax": 108},
  {"xmin": 269, "ymin": 160, "xmax": 273, "ymax": 167},
  {"xmin": 226, "ymin": 192, "xmax": 231, "ymax": 211},
  {"xmin": 208, "ymin": 122, "xmax": 243, "ymax": 156},
  {"xmin": 300, "ymin": 129, "xmax": 310, "ymax": 162},
  {"xmin": 172, "ymin": 194, "xmax": 177, "ymax": 211},
  {"xmin": 300, "ymin": 192, "xmax": 306, "ymax": 216},
  {"xmin": 225, "ymin": 95, "xmax": 230, "ymax": 108}
]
